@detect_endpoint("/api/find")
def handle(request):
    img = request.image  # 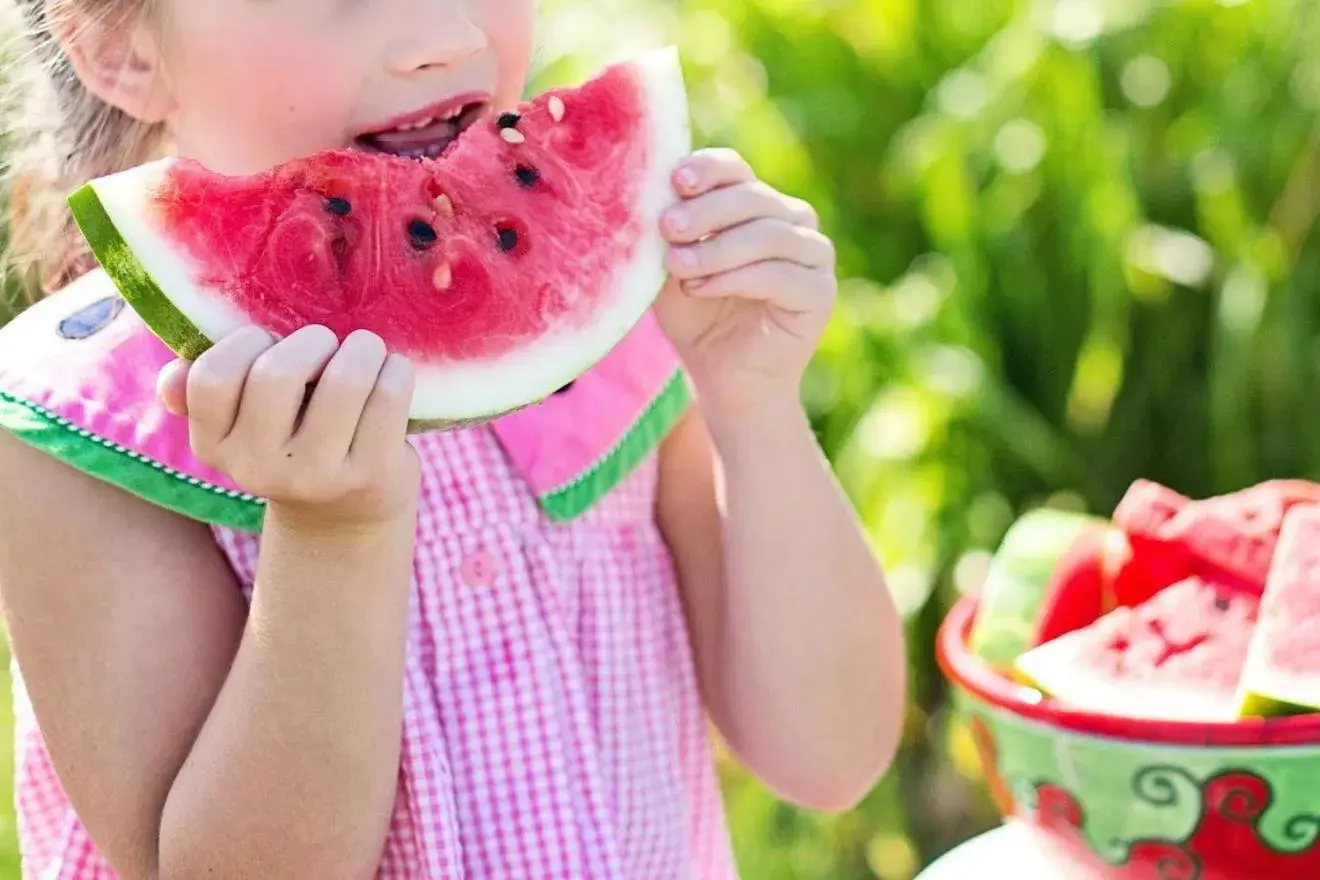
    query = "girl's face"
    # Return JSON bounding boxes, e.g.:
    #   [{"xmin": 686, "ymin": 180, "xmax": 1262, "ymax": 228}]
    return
[{"xmin": 154, "ymin": 0, "xmax": 536, "ymax": 174}]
